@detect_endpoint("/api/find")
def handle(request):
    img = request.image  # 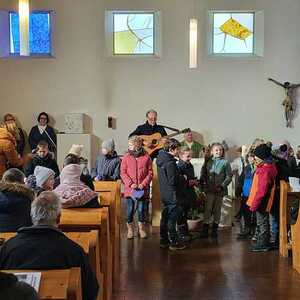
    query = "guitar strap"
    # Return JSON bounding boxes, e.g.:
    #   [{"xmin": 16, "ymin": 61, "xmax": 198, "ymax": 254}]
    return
[{"xmin": 160, "ymin": 125, "xmax": 180, "ymax": 133}]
